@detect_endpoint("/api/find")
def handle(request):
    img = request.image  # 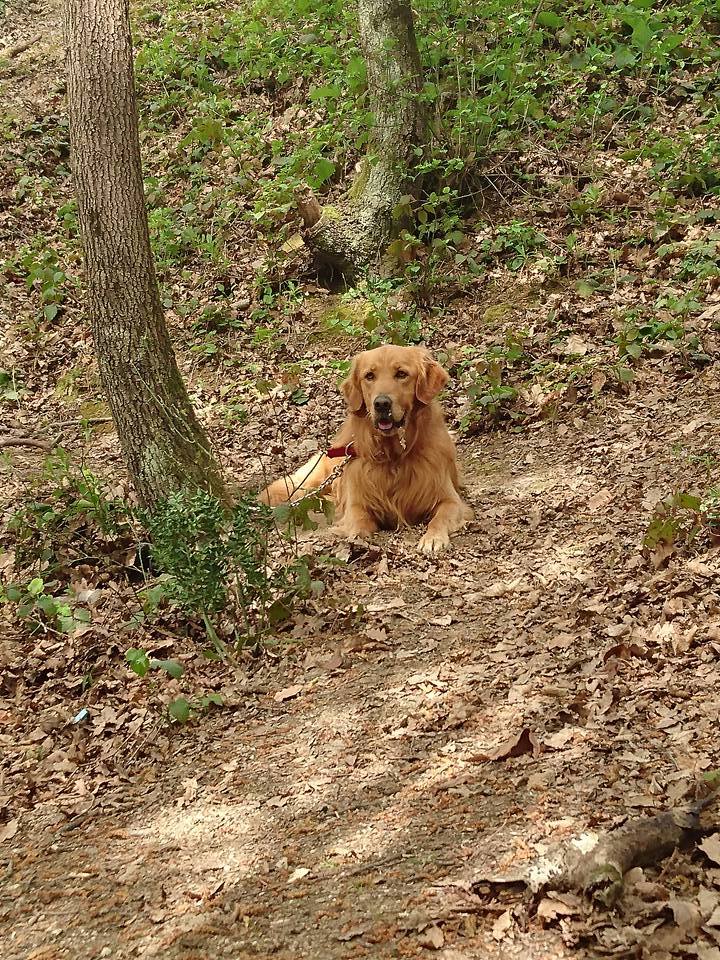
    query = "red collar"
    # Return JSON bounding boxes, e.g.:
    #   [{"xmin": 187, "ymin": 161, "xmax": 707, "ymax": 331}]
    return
[{"xmin": 326, "ymin": 441, "xmax": 356, "ymax": 459}]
